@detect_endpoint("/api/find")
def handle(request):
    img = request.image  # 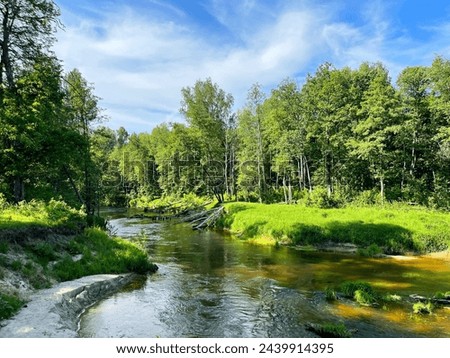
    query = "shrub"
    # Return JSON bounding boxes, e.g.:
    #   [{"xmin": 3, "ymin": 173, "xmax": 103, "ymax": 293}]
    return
[
  {"xmin": 351, "ymin": 190, "xmax": 382, "ymax": 207},
  {"xmin": 306, "ymin": 187, "xmax": 343, "ymax": 208}
]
